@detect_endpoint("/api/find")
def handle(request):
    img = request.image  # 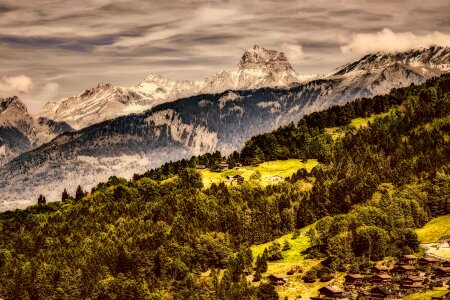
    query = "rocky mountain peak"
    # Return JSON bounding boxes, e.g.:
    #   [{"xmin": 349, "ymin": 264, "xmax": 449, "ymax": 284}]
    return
[
  {"xmin": 238, "ymin": 45, "xmax": 294, "ymax": 72},
  {"xmin": 142, "ymin": 73, "xmax": 169, "ymax": 83},
  {"xmin": 0, "ymin": 96, "xmax": 28, "ymax": 114}
]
